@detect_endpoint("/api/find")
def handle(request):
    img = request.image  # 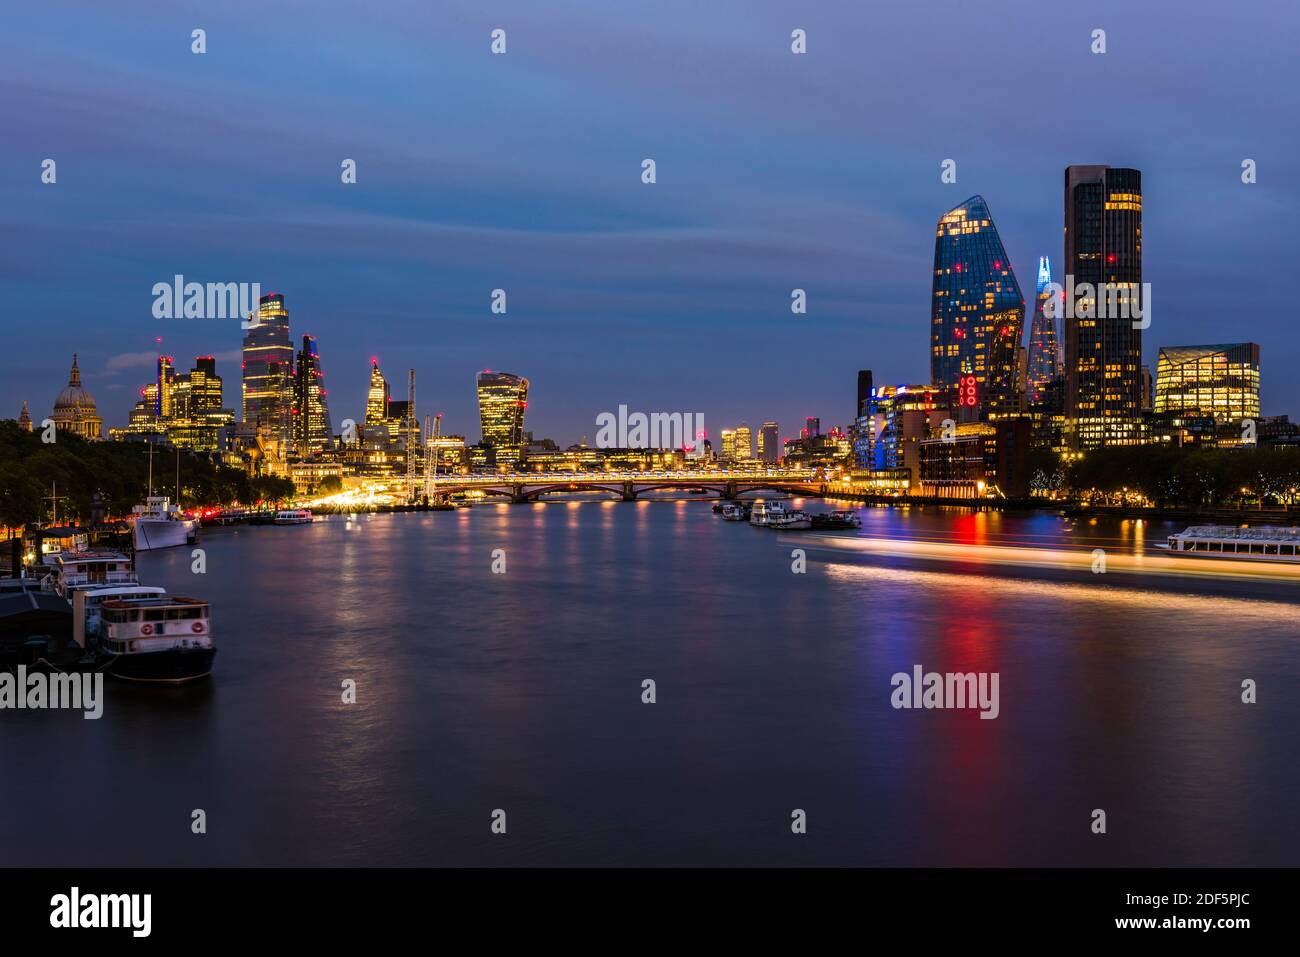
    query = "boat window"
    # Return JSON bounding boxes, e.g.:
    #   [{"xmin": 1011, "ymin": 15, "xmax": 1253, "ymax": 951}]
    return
[{"xmin": 145, "ymin": 609, "xmax": 165, "ymax": 621}]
